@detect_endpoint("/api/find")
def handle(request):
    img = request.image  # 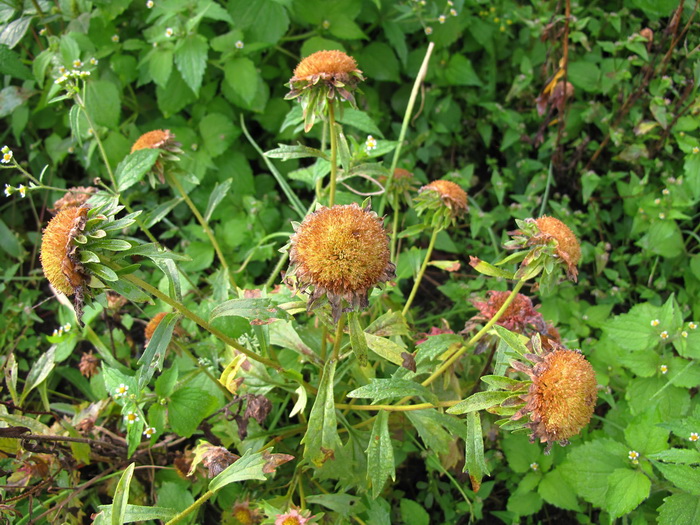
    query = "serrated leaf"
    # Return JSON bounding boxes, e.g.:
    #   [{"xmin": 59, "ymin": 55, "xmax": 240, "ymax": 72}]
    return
[
  {"xmin": 653, "ymin": 462, "xmax": 700, "ymax": 495},
  {"xmin": 301, "ymin": 360, "xmax": 342, "ymax": 466},
  {"xmin": 348, "ymin": 379, "xmax": 437, "ymax": 404},
  {"xmin": 538, "ymin": 468, "xmax": 581, "ymax": 511},
  {"xmin": 167, "ymin": 387, "xmax": 216, "ymax": 437},
  {"xmin": 209, "ymin": 449, "xmax": 268, "ymax": 492},
  {"xmin": 210, "ymin": 297, "xmax": 291, "ymax": 323},
  {"xmin": 224, "ymin": 57, "xmax": 258, "ymax": 105},
  {"xmin": 604, "ymin": 468, "xmax": 650, "ymax": 518},
  {"xmin": 94, "ymin": 504, "xmax": 177, "ymax": 524},
  {"xmin": 648, "ymin": 448, "xmax": 700, "ymax": 464},
  {"xmin": 115, "ymin": 149, "xmax": 161, "ymax": 192},
  {"xmin": 493, "ymin": 325, "xmax": 529, "ymax": 357},
  {"xmin": 366, "ymin": 410, "xmax": 395, "ymax": 498},
  {"xmin": 464, "ymin": 412, "xmax": 488, "ymax": 491},
  {"xmin": 174, "ymin": 34, "xmax": 208, "ymax": 95},
  {"xmin": 658, "ymin": 493, "xmax": 700, "ymax": 525}
]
